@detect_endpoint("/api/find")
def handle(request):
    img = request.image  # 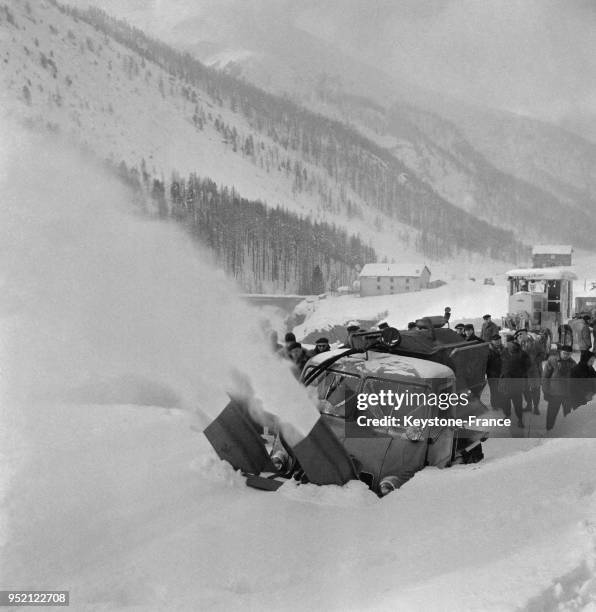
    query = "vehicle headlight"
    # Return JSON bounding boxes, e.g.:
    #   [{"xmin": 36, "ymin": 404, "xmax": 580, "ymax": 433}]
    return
[
  {"xmin": 379, "ymin": 475, "xmax": 400, "ymax": 496},
  {"xmin": 271, "ymin": 451, "xmax": 288, "ymax": 473}
]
